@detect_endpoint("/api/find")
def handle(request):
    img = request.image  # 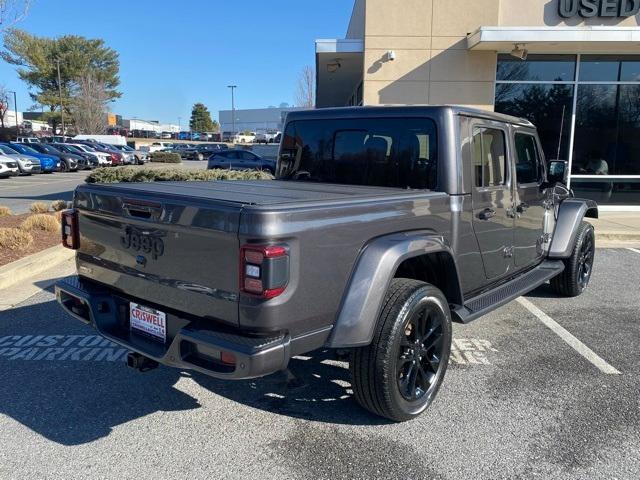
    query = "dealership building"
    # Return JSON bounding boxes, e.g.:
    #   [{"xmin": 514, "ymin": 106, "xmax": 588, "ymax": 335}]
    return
[{"xmin": 316, "ymin": 0, "xmax": 640, "ymax": 210}]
